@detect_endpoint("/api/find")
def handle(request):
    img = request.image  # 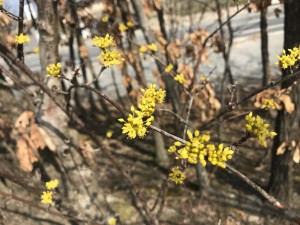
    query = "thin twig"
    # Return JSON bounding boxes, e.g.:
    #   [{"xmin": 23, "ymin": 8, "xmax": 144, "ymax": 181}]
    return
[
  {"xmin": 200, "ymin": 70, "xmax": 300, "ymax": 130},
  {"xmin": 17, "ymin": 0, "xmax": 25, "ymax": 61},
  {"xmin": 0, "ymin": 191, "xmax": 102, "ymax": 224},
  {"xmin": 0, "ymin": 7, "xmax": 22, "ymax": 21}
]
